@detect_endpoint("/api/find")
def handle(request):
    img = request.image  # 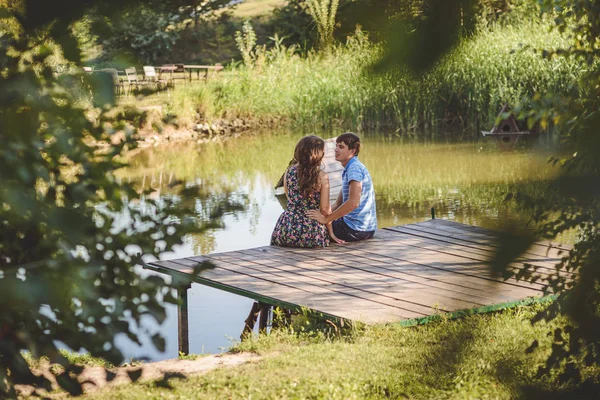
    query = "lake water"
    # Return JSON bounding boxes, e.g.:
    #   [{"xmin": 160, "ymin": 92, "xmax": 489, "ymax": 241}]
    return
[{"xmin": 116, "ymin": 131, "xmax": 559, "ymax": 361}]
